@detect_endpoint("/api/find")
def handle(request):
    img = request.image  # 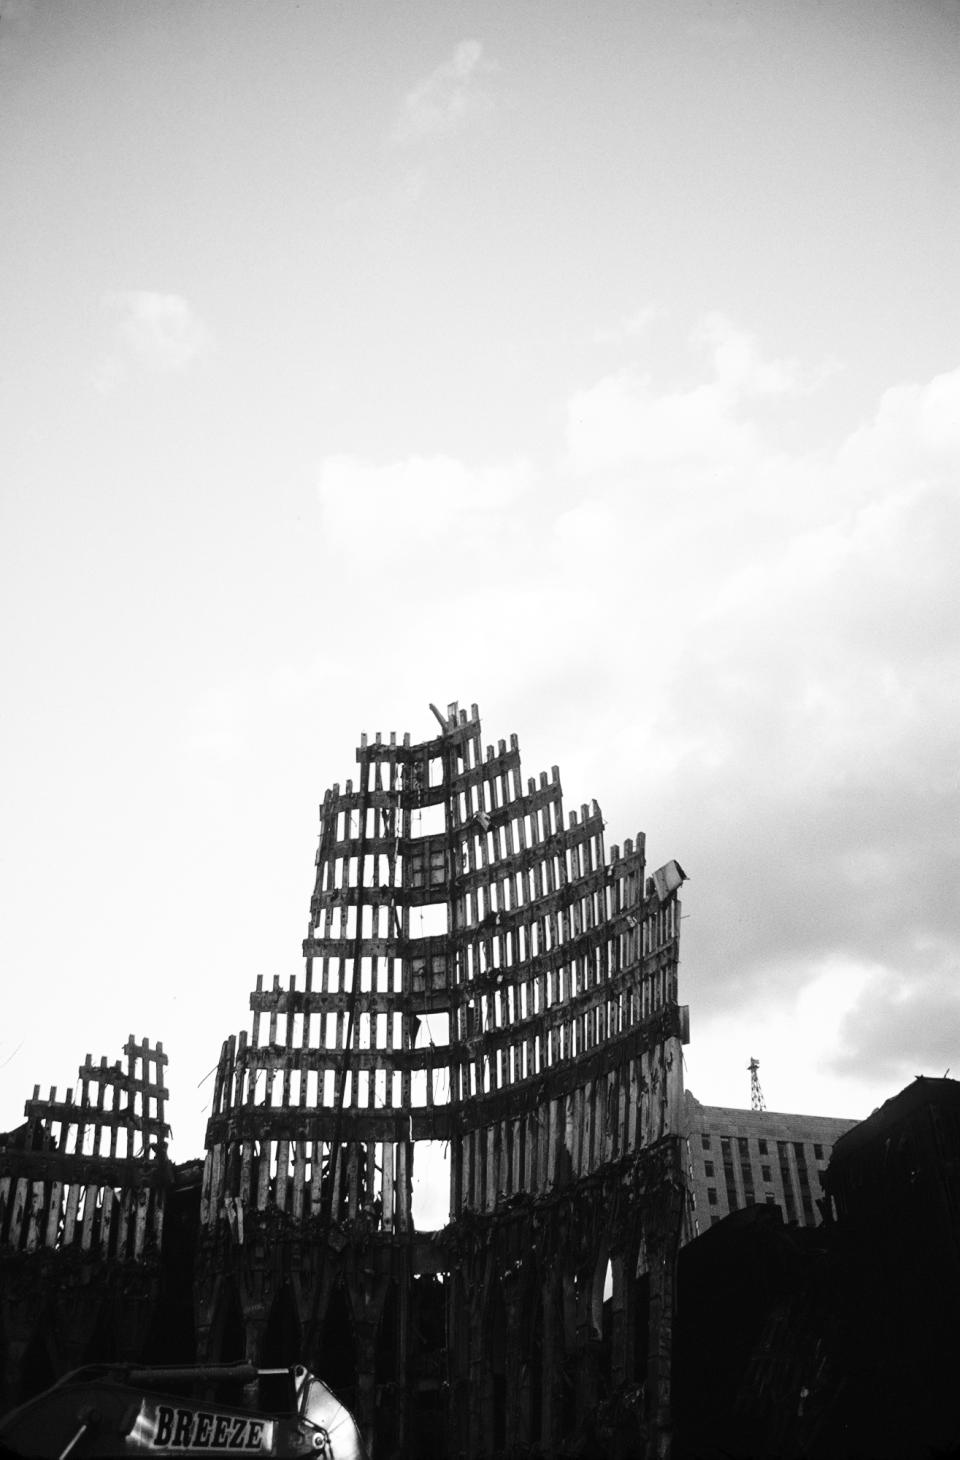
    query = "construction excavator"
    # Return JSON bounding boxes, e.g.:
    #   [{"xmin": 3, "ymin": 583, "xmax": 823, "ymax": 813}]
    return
[{"xmin": 0, "ymin": 1361, "xmax": 366, "ymax": 1460}]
